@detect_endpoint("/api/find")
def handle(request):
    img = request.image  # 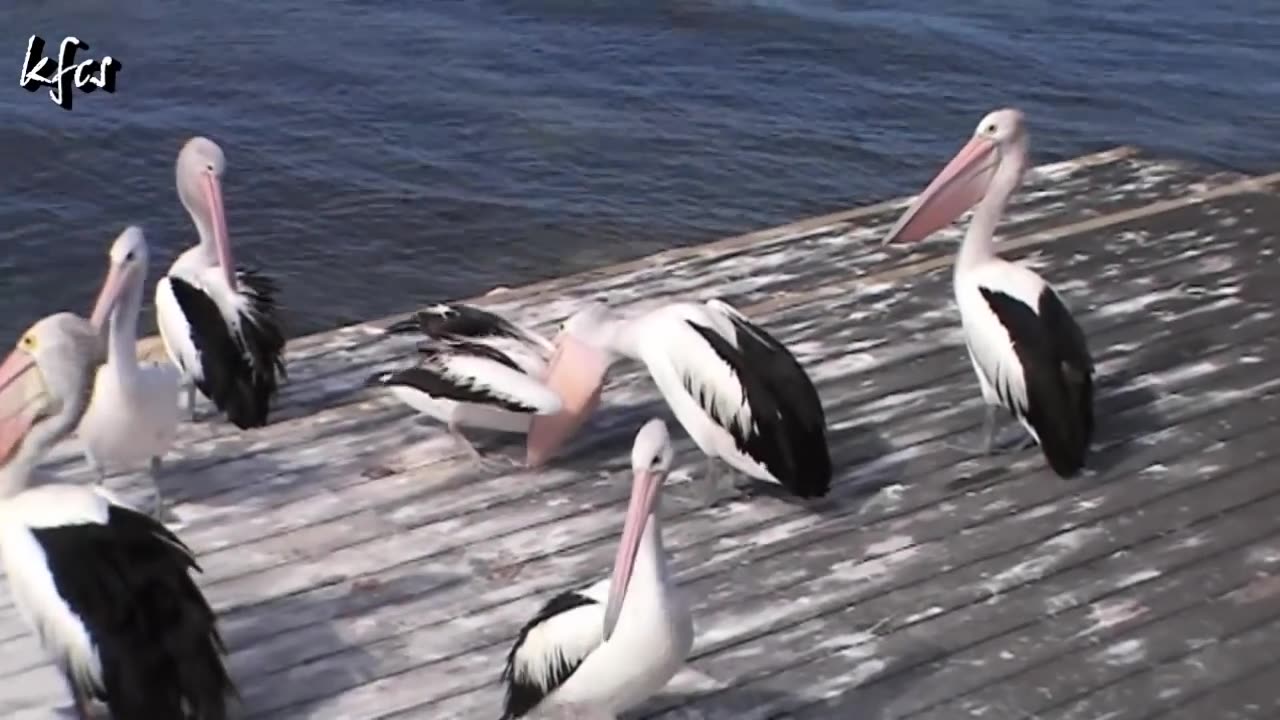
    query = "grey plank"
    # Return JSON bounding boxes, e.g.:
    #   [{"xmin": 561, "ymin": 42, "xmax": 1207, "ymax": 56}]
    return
[
  {"xmin": 914, "ymin": 528, "xmax": 1280, "ymax": 719},
  {"xmin": 1149, "ymin": 659, "xmax": 1280, "ymax": 720},
  {"xmin": 635, "ymin": 432, "xmax": 1280, "ymax": 719},
  {"xmin": 780, "ymin": 506, "xmax": 1280, "ymax": 720}
]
